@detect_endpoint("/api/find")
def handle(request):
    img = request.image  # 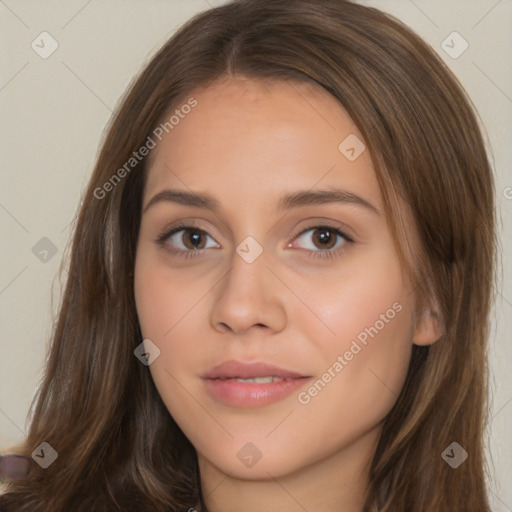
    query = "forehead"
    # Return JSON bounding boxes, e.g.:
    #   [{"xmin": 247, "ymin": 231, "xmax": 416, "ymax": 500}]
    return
[
  {"xmin": 181, "ymin": 76, "xmax": 353, "ymax": 143},
  {"xmin": 191, "ymin": 76, "xmax": 342, "ymax": 116},
  {"xmin": 144, "ymin": 76, "xmax": 382, "ymax": 213}
]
